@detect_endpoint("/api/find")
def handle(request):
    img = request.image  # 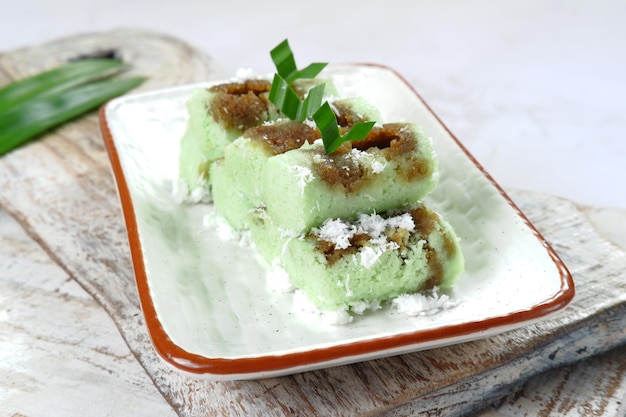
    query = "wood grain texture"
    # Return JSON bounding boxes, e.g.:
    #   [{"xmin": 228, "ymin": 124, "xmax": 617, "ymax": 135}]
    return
[
  {"xmin": 1, "ymin": 29, "xmax": 624, "ymax": 416},
  {"xmin": 0, "ymin": 208, "xmax": 176, "ymax": 417},
  {"xmin": 479, "ymin": 343, "xmax": 626, "ymax": 417}
]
